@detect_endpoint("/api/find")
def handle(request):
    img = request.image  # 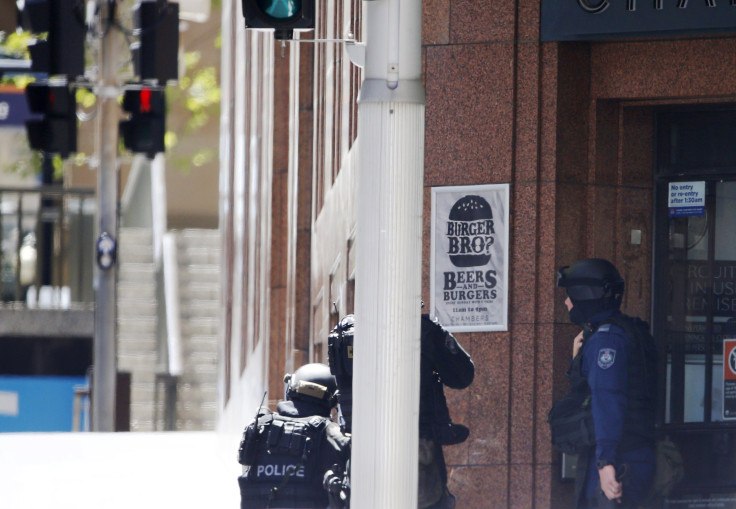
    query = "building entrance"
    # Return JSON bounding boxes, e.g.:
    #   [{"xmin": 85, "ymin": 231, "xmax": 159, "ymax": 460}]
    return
[{"xmin": 653, "ymin": 108, "xmax": 736, "ymax": 506}]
